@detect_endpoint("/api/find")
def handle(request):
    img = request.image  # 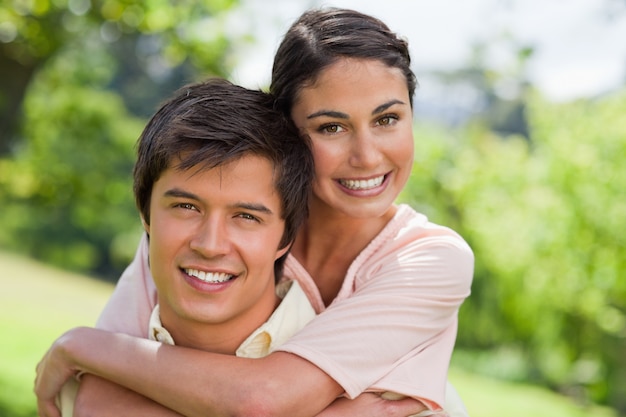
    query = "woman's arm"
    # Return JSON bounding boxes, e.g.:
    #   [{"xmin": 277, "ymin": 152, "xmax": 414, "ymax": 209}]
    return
[
  {"xmin": 42, "ymin": 352, "xmax": 427, "ymax": 417},
  {"xmin": 39, "ymin": 337, "xmax": 437, "ymax": 417},
  {"xmin": 36, "ymin": 327, "xmax": 342, "ymax": 417},
  {"xmin": 73, "ymin": 377, "xmax": 428, "ymax": 417},
  {"xmin": 70, "ymin": 376, "xmax": 442, "ymax": 417},
  {"xmin": 74, "ymin": 376, "xmax": 185, "ymax": 417}
]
